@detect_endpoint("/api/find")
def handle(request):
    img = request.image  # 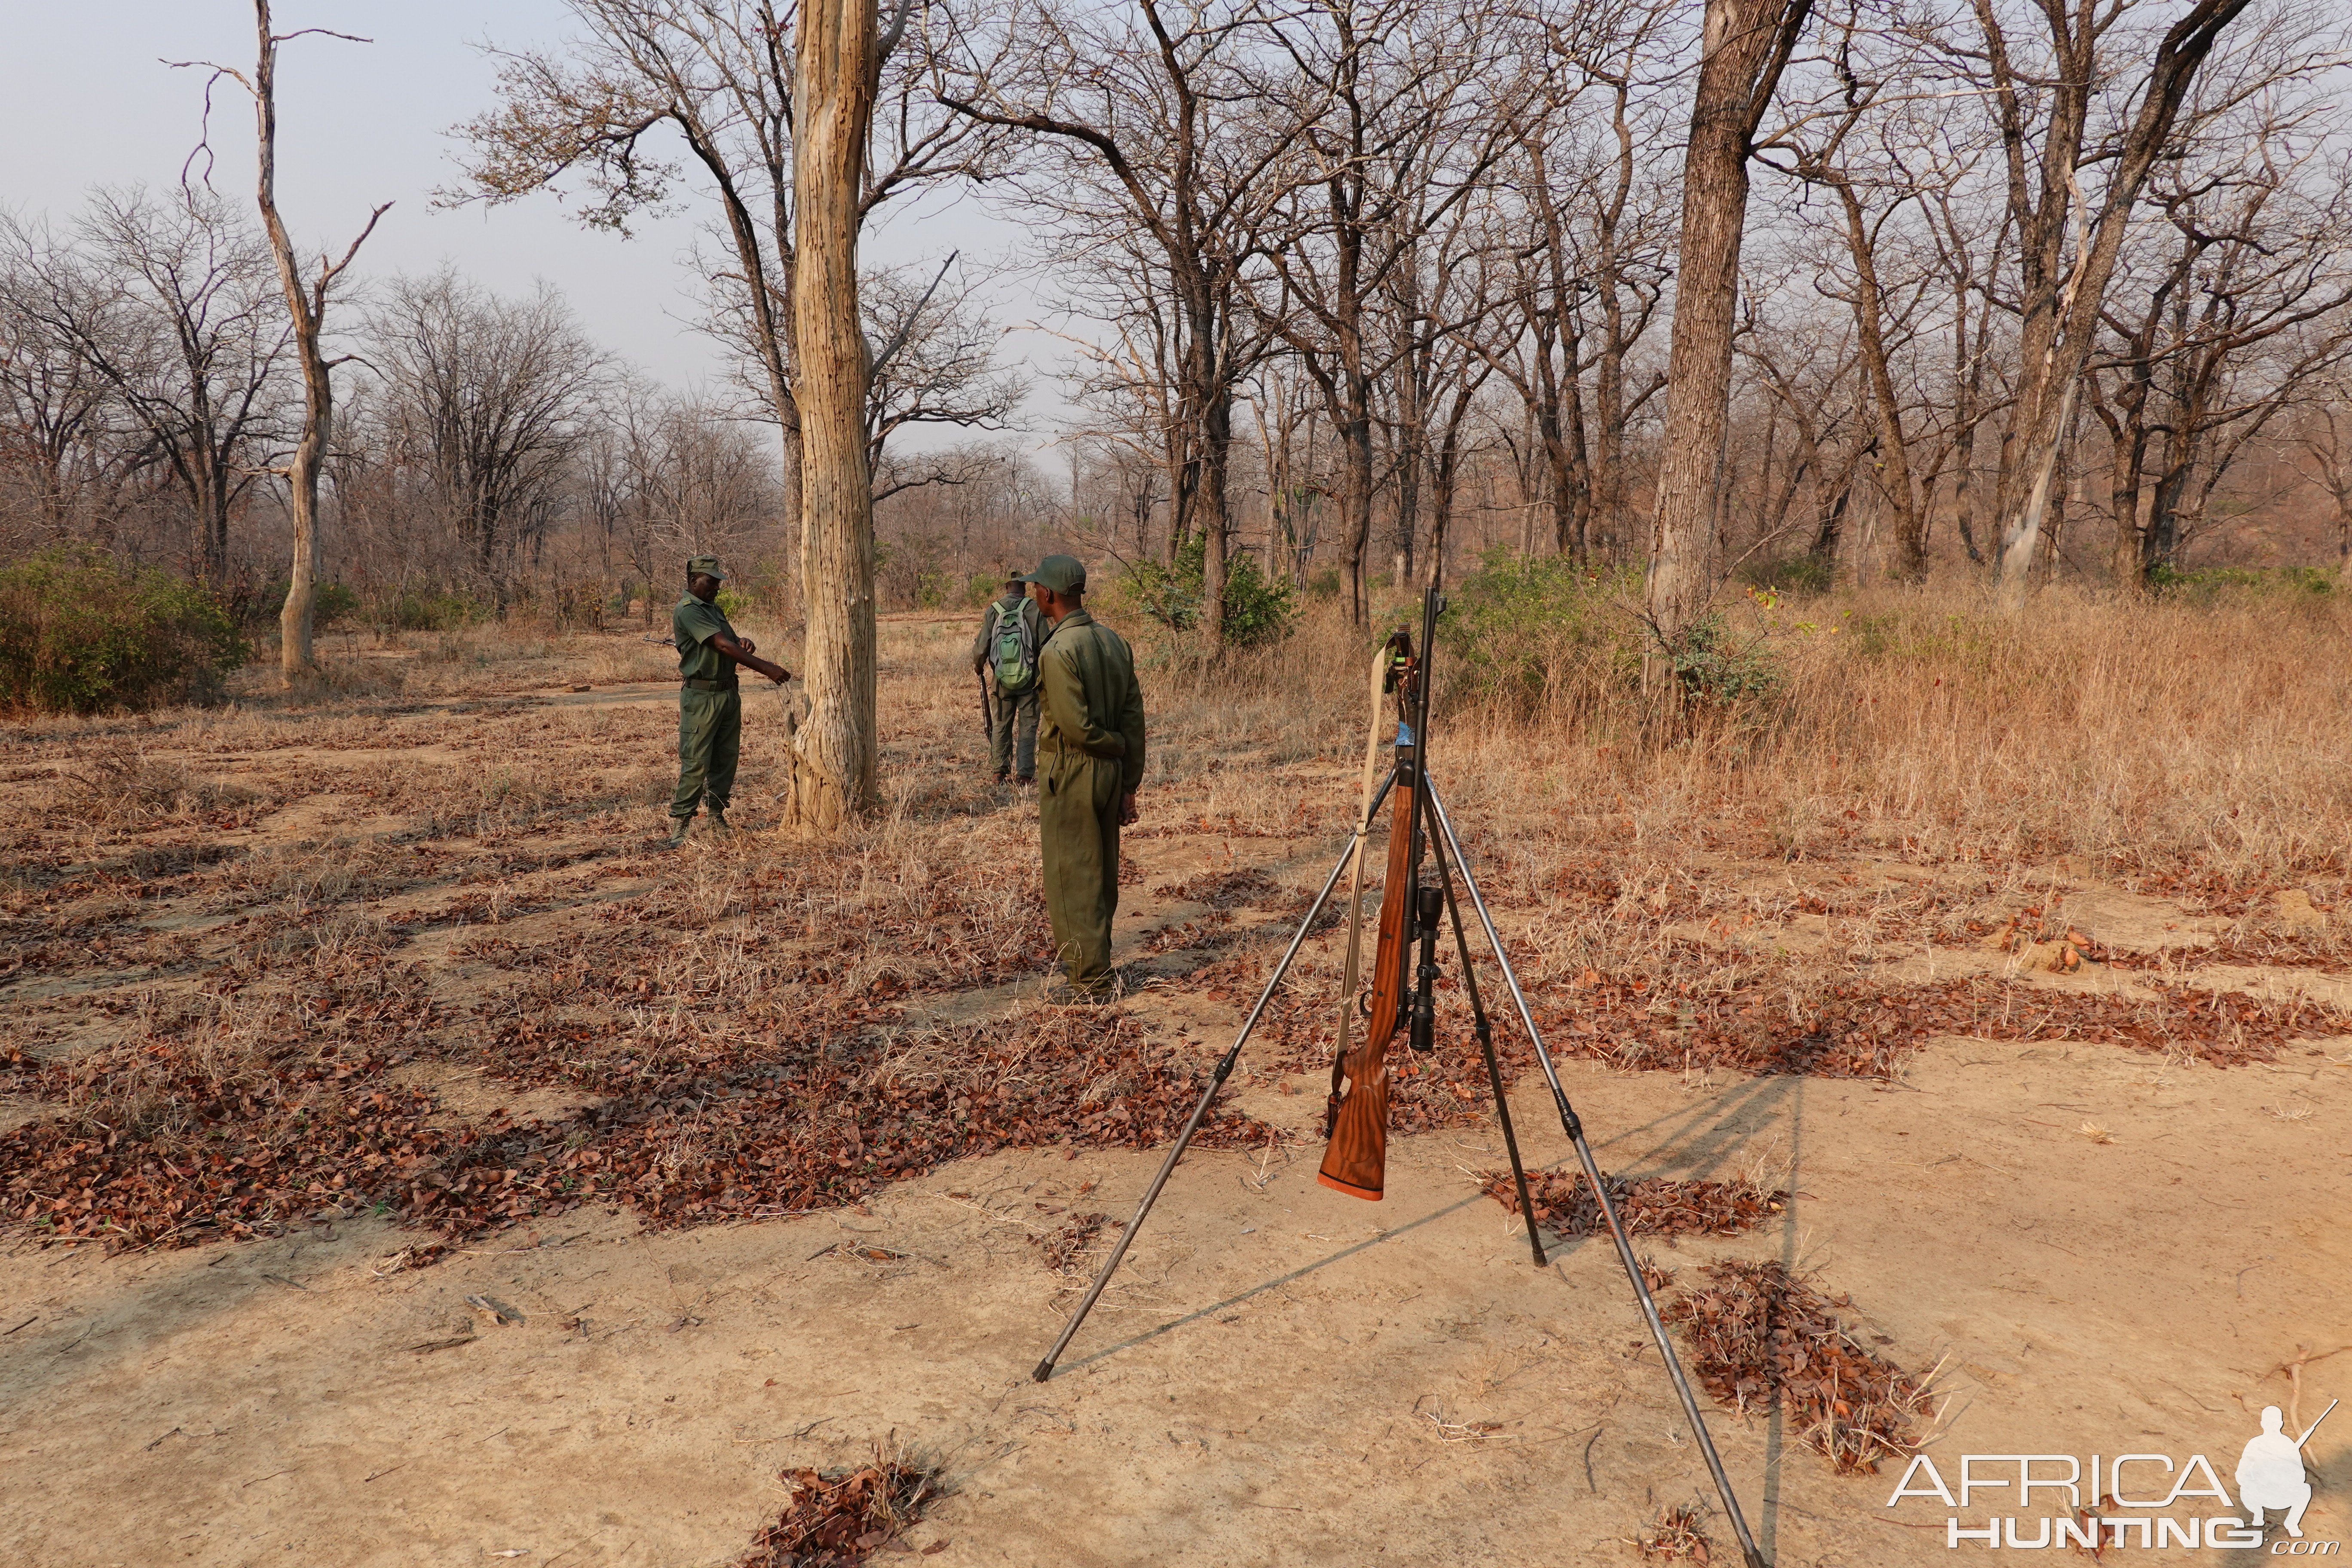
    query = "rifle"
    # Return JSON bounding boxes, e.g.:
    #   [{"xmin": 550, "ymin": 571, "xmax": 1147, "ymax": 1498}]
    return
[
  {"xmin": 1317, "ymin": 753, "xmax": 1412, "ymax": 1197},
  {"xmin": 1317, "ymin": 628, "xmax": 1423, "ymax": 1200},
  {"xmin": 976, "ymin": 668, "xmax": 992, "ymax": 742}
]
